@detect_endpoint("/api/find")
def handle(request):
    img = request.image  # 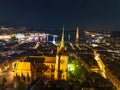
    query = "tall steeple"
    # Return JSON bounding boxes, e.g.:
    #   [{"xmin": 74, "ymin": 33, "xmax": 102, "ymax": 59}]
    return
[
  {"xmin": 76, "ymin": 26, "xmax": 79, "ymax": 43},
  {"xmin": 68, "ymin": 34, "xmax": 70, "ymax": 42},
  {"xmin": 55, "ymin": 26, "xmax": 68, "ymax": 80},
  {"xmin": 60, "ymin": 26, "xmax": 64, "ymax": 49}
]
